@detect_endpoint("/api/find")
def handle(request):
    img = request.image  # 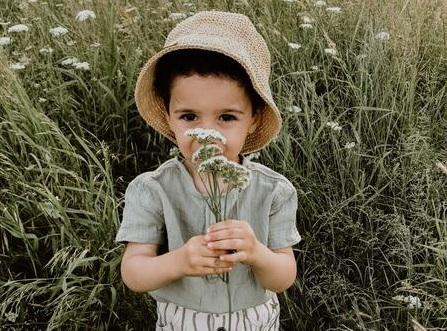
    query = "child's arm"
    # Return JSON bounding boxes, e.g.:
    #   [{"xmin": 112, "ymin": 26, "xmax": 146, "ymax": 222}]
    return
[
  {"xmin": 120, "ymin": 242, "xmax": 185, "ymax": 292},
  {"xmin": 120, "ymin": 237, "xmax": 235, "ymax": 292},
  {"xmin": 250, "ymin": 245, "xmax": 297, "ymax": 293}
]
